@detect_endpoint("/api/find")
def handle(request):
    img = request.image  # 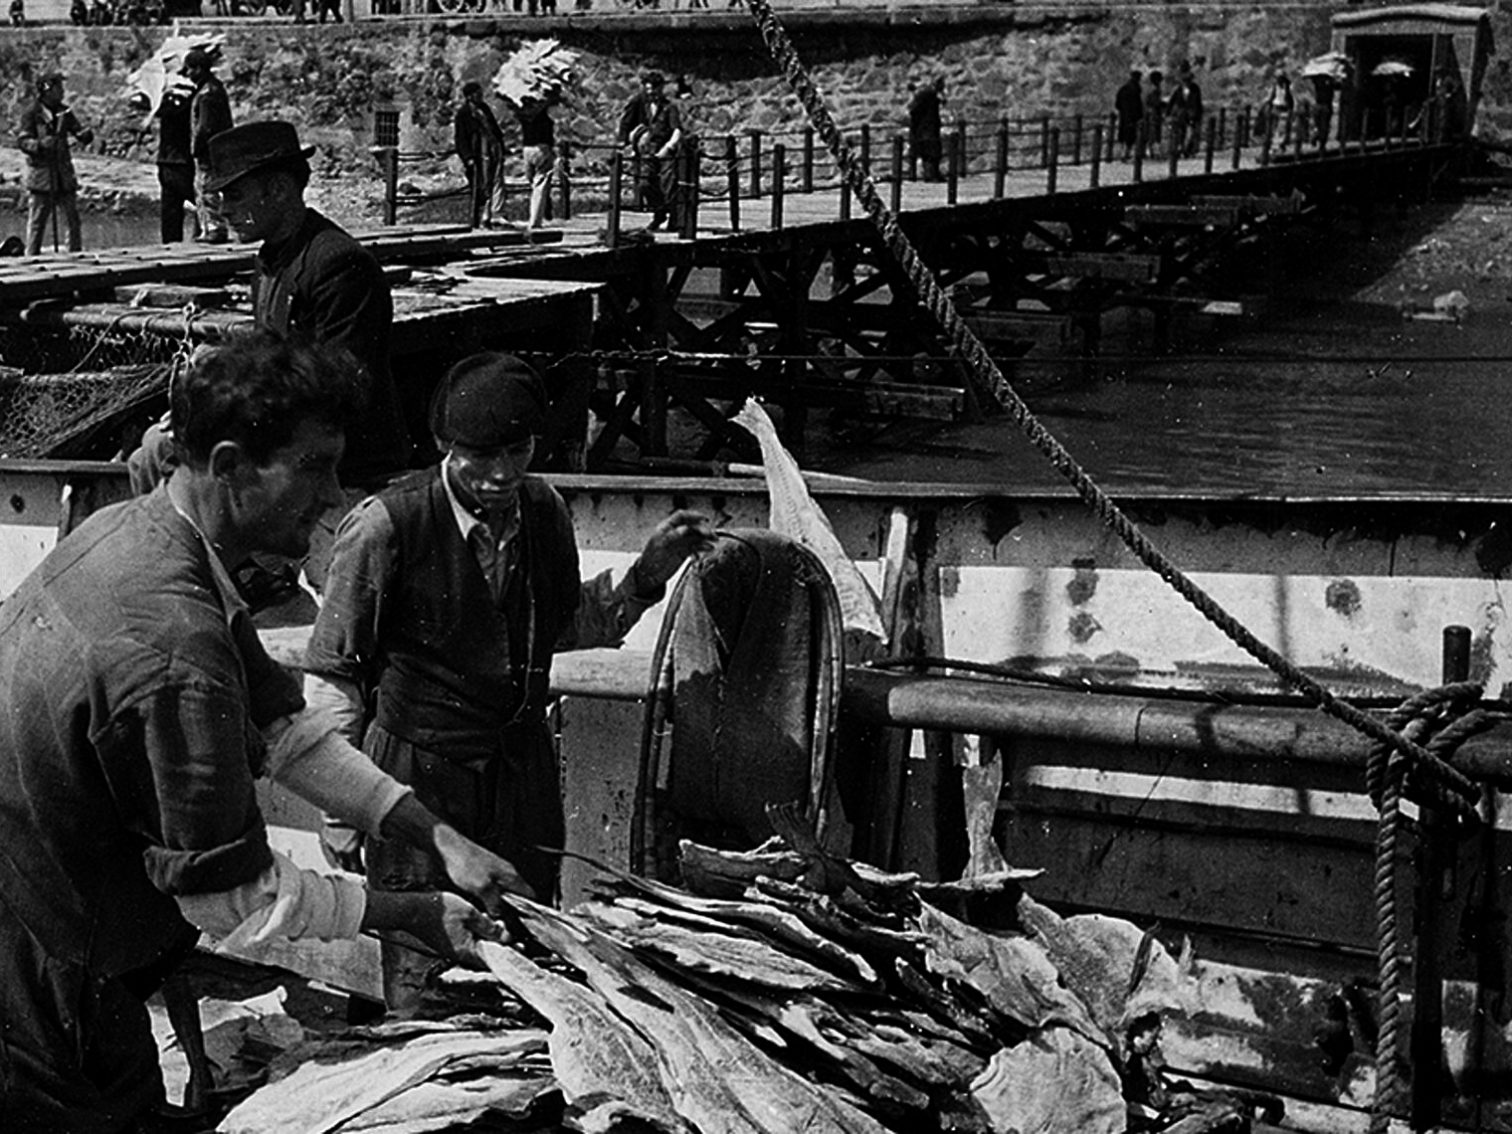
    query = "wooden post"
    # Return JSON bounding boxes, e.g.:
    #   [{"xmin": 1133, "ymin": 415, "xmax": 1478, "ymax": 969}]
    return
[
  {"xmin": 908, "ymin": 126, "xmax": 919, "ymax": 180},
  {"xmin": 378, "ymin": 145, "xmax": 398, "ymax": 226},
  {"xmin": 802, "ymin": 126, "xmax": 815, "ymax": 193},
  {"xmin": 1133, "ymin": 121, "xmax": 1145, "ymax": 182},
  {"xmin": 1047, "ymin": 127, "xmax": 1059, "ymax": 194},
  {"xmin": 859, "ymin": 124, "xmax": 872, "ymax": 178},
  {"xmin": 606, "ymin": 148, "xmax": 623, "ymax": 249},
  {"xmin": 725, "ymin": 135, "xmax": 740, "ymax": 231},
  {"xmin": 1408, "ymin": 625, "xmax": 1471, "ymax": 1131},
  {"xmin": 945, "ymin": 132, "xmax": 959, "ymax": 205},
  {"xmin": 1203, "ymin": 115, "xmax": 1217, "ymax": 174},
  {"xmin": 1260, "ymin": 114, "xmax": 1273, "ymax": 166},
  {"xmin": 1232, "ymin": 109, "xmax": 1244, "ymax": 170},
  {"xmin": 955, "ymin": 119, "xmax": 967, "ymax": 181},
  {"xmin": 1294, "ymin": 115, "xmax": 1305, "ymax": 162},
  {"xmin": 891, "ymin": 134, "xmax": 904, "ymax": 213},
  {"xmin": 556, "ymin": 140, "xmax": 571, "ymax": 220},
  {"xmin": 994, "ymin": 119, "xmax": 1008, "ymax": 197},
  {"xmin": 1090, "ymin": 124, "xmax": 1103, "ymax": 188},
  {"xmin": 839, "ymin": 174, "xmax": 851, "ymax": 221},
  {"xmin": 1217, "ymin": 106, "xmax": 1227, "ymax": 151},
  {"xmin": 1071, "ymin": 113, "xmax": 1084, "ymax": 165},
  {"xmin": 1106, "ymin": 111, "xmax": 1117, "ymax": 161},
  {"xmin": 748, "ymin": 128, "xmax": 763, "ymax": 198},
  {"xmin": 771, "ymin": 143, "xmax": 785, "ymax": 230},
  {"xmin": 681, "ymin": 136, "xmax": 700, "ymax": 239},
  {"xmin": 1167, "ymin": 131, "xmax": 1179, "ymax": 178},
  {"xmin": 1039, "ymin": 115, "xmax": 1050, "ymax": 168}
]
